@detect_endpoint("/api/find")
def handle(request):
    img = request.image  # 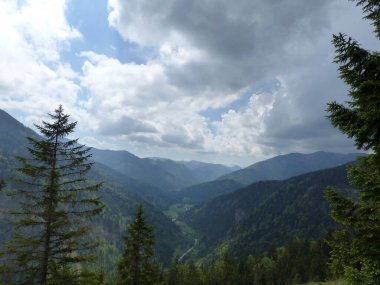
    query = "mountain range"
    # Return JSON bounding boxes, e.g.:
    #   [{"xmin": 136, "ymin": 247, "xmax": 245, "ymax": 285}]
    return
[
  {"xmin": 0, "ymin": 108, "xmax": 363, "ymax": 272},
  {"xmin": 181, "ymin": 163, "xmax": 356, "ymax": 260},
  {"xmin": 91, "ymin": 149, "xmax": 240, "ymax": 192},
  {"xmin": 176, "ymin": 151, "xmax": 362, "ymax": 203}
]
